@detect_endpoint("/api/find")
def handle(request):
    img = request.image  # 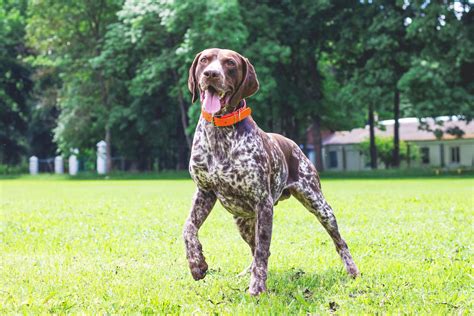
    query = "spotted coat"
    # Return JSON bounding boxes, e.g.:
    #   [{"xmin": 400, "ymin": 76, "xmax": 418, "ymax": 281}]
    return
[{"xmin": 183, "ymin": 48, "xmax": 359, "ymax": 296}]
